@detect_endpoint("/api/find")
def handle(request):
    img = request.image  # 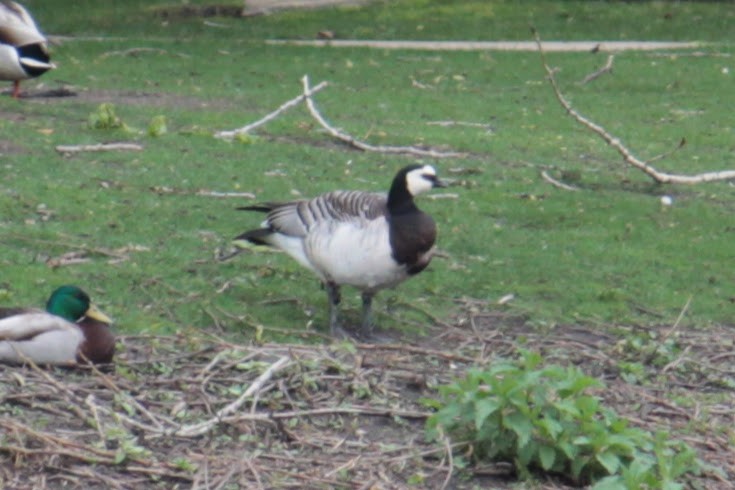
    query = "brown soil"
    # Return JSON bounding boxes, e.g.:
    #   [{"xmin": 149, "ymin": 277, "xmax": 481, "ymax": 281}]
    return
[{"xmin": 1, "ymin": 305, "xmax": 733, "ymax": 489}]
